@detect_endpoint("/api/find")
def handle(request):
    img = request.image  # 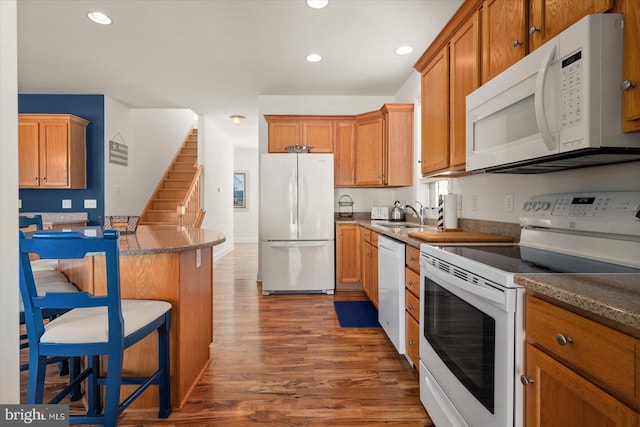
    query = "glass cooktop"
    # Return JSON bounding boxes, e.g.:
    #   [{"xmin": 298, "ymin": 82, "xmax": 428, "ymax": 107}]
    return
[{"xmin": 436, "ymin": 245, "xmax": 640, "ymax": 275}]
